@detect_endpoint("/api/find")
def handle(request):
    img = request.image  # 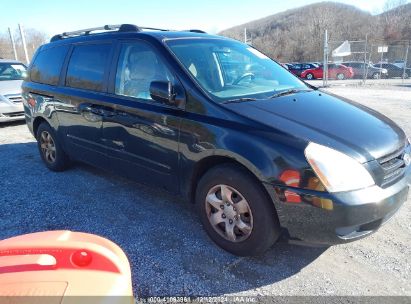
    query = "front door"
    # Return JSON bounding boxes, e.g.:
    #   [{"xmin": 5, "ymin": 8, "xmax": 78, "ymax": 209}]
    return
[{"xmin": 102, "ymin": 40, "xmax": 182, "ymax": 192}]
